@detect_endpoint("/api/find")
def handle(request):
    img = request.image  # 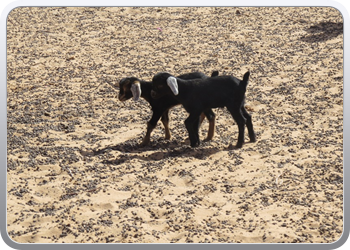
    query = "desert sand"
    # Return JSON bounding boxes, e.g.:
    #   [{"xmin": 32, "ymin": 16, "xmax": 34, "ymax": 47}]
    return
[{"xmin": 7, "ymin": 7, "xmax": 343, "ymax": 243}]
